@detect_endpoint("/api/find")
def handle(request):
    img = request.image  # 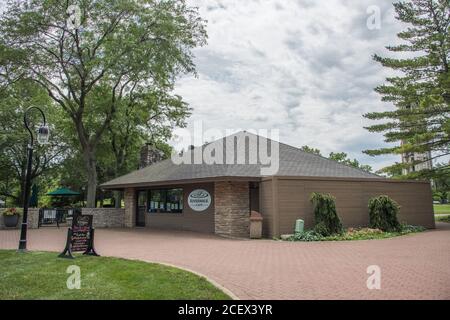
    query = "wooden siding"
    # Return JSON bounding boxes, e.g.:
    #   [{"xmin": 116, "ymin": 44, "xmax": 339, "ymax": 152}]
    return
[{"xmin": 262, "ymin": 177, "xmax": 434, "ymax": 238}]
